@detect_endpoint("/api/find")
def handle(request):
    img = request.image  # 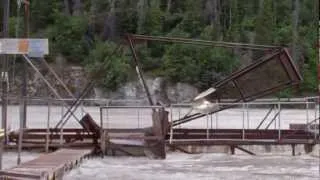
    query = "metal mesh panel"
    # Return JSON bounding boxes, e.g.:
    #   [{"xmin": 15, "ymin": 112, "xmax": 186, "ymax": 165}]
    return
[
  {"xmin": 235, "ymin": 56, "xmax": 289, "ymax": 98},
  {"xmin": 214, "ymin": 81, "xmax": 242, "ymax": 100},
  {"xmin": 211, "ymin": 49, "xmax": 301, "ymax": 102}
]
